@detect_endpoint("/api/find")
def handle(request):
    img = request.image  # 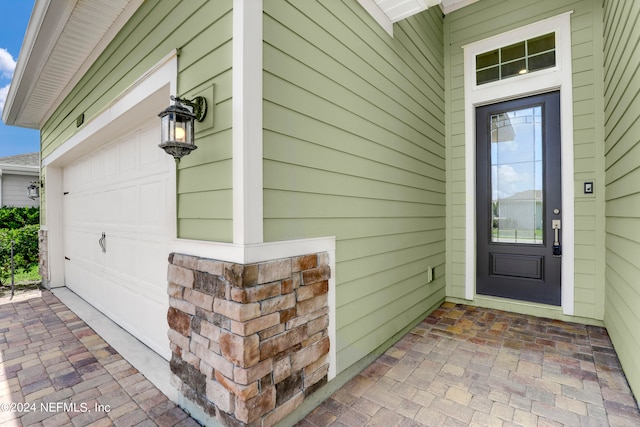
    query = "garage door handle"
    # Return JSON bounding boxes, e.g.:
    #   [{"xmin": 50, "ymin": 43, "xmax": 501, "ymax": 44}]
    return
[{"xmin": 99, "ymin": 232, "xmax": 106, "ymax": 253}]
